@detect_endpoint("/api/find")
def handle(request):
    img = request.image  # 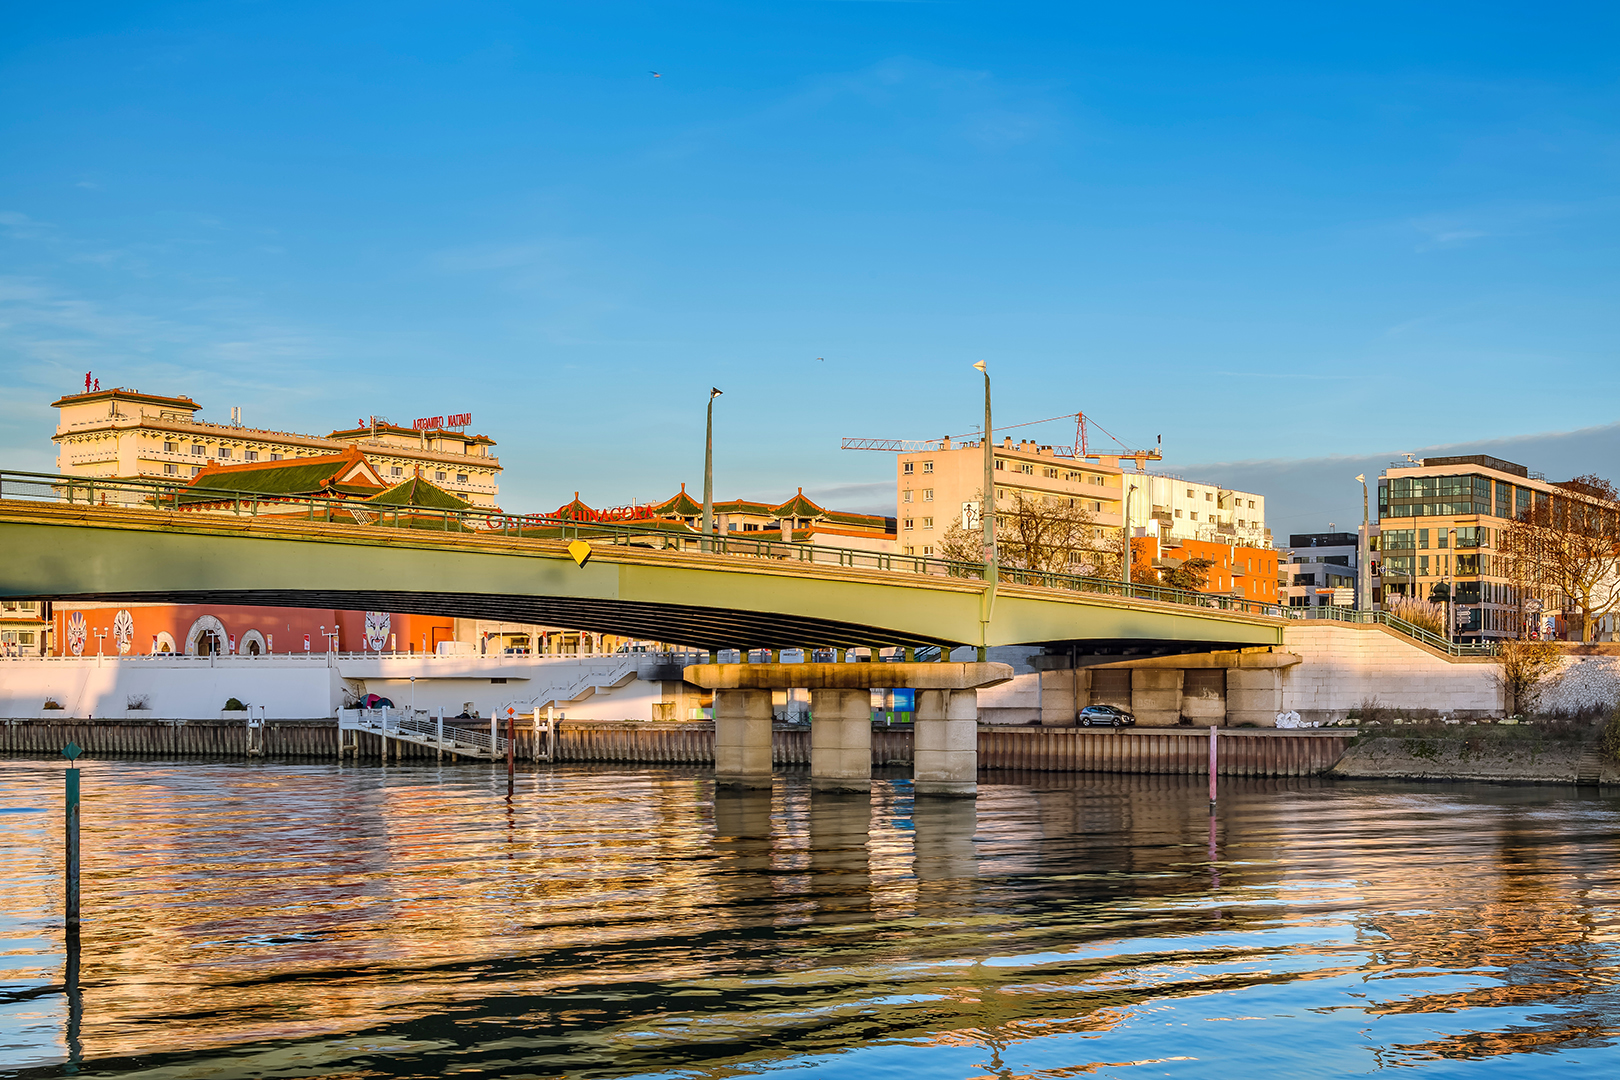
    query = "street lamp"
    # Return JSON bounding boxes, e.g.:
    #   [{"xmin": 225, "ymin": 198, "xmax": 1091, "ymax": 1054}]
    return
[
  {"xmin": 1355, "ymin": 474, "xmax": 1369, "ymax": 612},
  {"xmin": 973, "ymin": 362, "xmax": 995, "ymax": 576},
  {"xmin": 701, "ymin": 387, "xmax": 723, "ymax": 550}
]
